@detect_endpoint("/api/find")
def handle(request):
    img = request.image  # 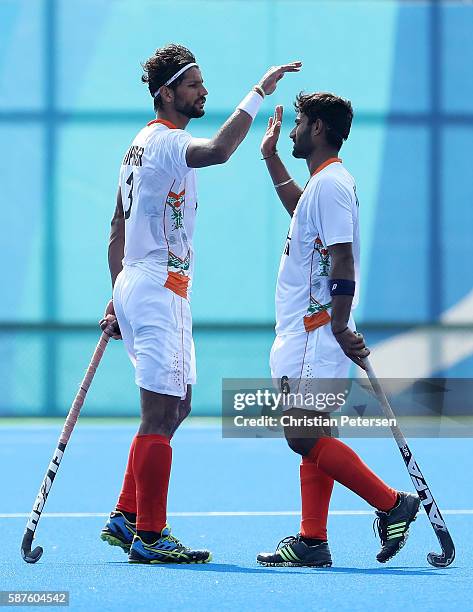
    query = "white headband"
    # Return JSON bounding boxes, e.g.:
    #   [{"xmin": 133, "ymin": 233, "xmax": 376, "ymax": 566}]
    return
[{"xmin": 153, "ymin": 63, "xmax": 198, "ymax": 98}]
